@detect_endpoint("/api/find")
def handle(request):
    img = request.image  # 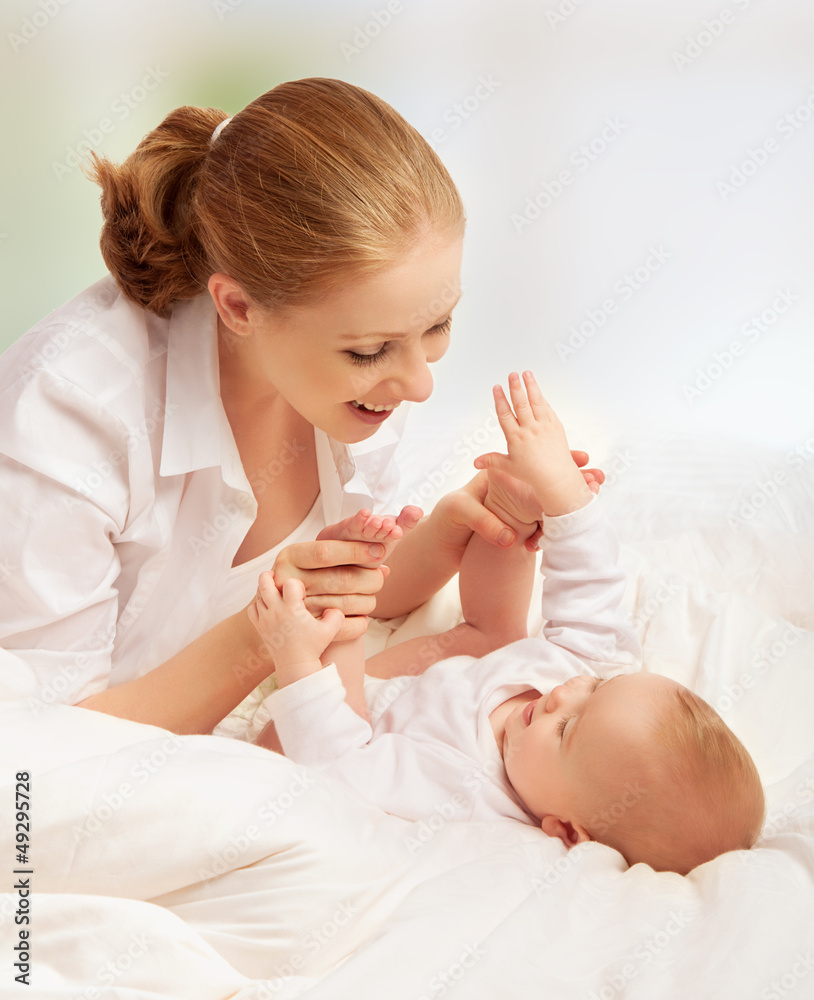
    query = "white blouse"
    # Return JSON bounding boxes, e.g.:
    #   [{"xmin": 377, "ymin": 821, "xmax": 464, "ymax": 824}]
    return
[{"xmin": 0, "ymin": 276, "xmax": 408, "ymax": 708}]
